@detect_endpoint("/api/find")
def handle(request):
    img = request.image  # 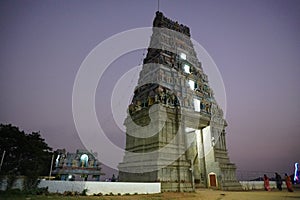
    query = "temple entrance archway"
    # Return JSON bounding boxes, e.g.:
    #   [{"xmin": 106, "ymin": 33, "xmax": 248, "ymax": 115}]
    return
[{"xmin": 208, "ymin": 173, "xmax": 217, "ymax": 187}]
